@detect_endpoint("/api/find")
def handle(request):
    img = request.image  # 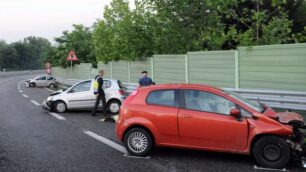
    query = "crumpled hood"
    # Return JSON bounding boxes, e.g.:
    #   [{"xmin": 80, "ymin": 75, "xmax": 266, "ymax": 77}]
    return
[
  {"xmin": 276, "ymin": 111, "xmax": 304, "ymax": 124},
  {"xmin": 50, "ymin": 90, "xmax": 63, "ymax": 96}
]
